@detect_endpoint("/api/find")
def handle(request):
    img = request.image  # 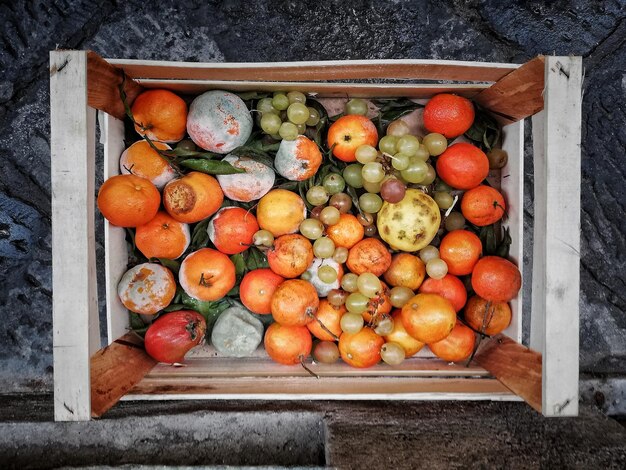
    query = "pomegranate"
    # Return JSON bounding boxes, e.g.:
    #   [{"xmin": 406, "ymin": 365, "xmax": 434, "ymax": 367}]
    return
[{"xmin": 144, "ymin": 310, "xmax": 206, "ymax": 363}]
